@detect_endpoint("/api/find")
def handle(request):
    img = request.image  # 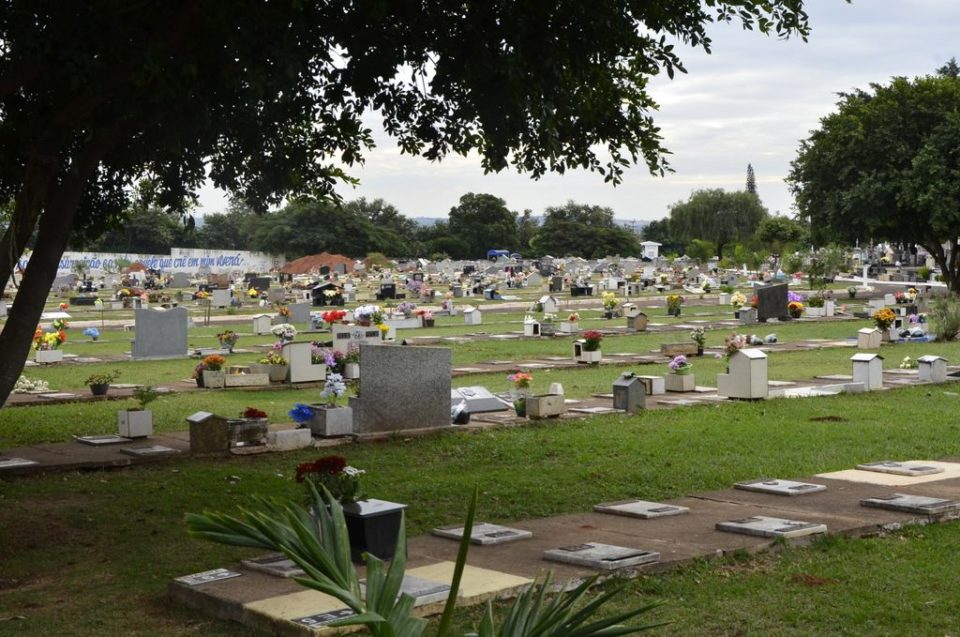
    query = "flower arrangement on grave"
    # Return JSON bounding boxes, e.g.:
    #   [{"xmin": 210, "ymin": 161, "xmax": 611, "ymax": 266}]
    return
[
  {"xmin": 194, "ymin": 290, "xmax": 209, "ymax": 300},
  {"xmin": 807, "ymin": 295, "xmax": 825, "ymax": 308},
  {"xmin": 541, "ymin": 312, "xmax": 556, "ymax": 324},
  {"xmin": 847, "ymin": 285, "xmax": 858, "ymax": 298},
  {"xmin": 247, "ymin": 287, "xmax": 260, "ymax": 298},
  {"xmin": 723, "ymin": 332, "xmax": 747, "ymax": 359},
  {"xmin": 899, "ymin": 356, "xmax": 918, "ymax": 370},
  {"xmin": 271, "ymin": 323, "xmax": 298, "ymax": 342},
  {"xmin": 33, "ymin": 326, "xmax": 67, "ymax": 350},
  {"xmin": 419, "ymin": 309, "xmax": 433, "ymax": 320},
  {"xmin": 730, "ymin": 291, "xmax": 747, "ymax": 309},
  {"xmin": 118, "ymin": 288, "xmax": 132, "ymax": 298},
  {"xmin": 395, "ymin": 301, "xmax": 416, "ymax": 317},
  {"xmin": 690, "ymin": 327, "xmax": 706, "ymax": 352},
  {"xmin": 13, "ymin": 375, "xmax": 50, "ymax": 393},
  {"xmin": 872, "ymin": 307, "xmax": 897, "ymax": 330},
  {"xmin": 567, "ymin": 312, "xmax": 580, "ymax": 323},
  {"xmin": 324, "ymin": 288, "xmax": 338, "ymax": 299},
  {"xmin": 666, "ymin": 294, "xmax": 684, "ymax": 314},
  {"xmin": 59, "ymin": 302, "xmax": 69, "ymax": 310},
  {"xmin": 259, "ymin": 349, "xmax": 288, "ymax": 366},
  {"xmin": 84, "ymin": 369, "xmax": 121, "ymax": 387},
  {"xmin": 52, "ymin": 317, "xmax": 69, "ymax": 332},
  {"xmin": 83, "ymin": 327, "xmax": 100, "ymax": 341},
  {"xmin": 322, "ymin": 309, "xmax": 347, "ymax": 326},
  {"xmin": 294, "ymin": 455, "xmax": 364, "ymax": 504},
  {"xmin": 321, "ymin": 347, "xmax": 346, "ymax": 374},
  {"xmin": 601, "ymin": 291, "xmax": 620, "ymax": 311},
  {"xmin": 276, "ymin": 303, "xmax": 291, "ymax": 319},
  {"xmin": 241, "ymin": 406, "xmax": 268, "ymax": 421},
  {"xmin": 508, "ymin": 371, "xmax": 533, "ymax": 391},
  {"xmin": 200, "ymin": 354, "xmax": 226, "ymax": 372},
  {"xmin": 216, "ymin": 329, "xmax": 240, "ymax": 349},
  {"xmin": 582, "ymin": 330, "xmax": 603, "ymax": 352},
  {"xmin": 530, "ymin": 300, "xmax": 544, "ymax": 313},
  {"xmin": 787, "ymin": 291, "xmax": 805, "ymax": 304},
  {"xmin": 906, "ymin": 287, "xmax": 918, "ymax": 302},
  {"xmin": 668, "ymin": 355, "xmax": 692, "ymax": 375},
  {"xmin": 908, "ymin": 313, "xmax": 927, "ymax": 324},
  {"xmin": 787, "ymin": 301, "xmax": 804, "ymax": 318},
  {"xmin": 353, "ymin": 304, "xmax": 380, "ymax": 325},
  {"xmin": 320, "ymin": 373, "xmax": 347, "ymax": 407},
  {"xmin": 750, "ymin": 295, "xmax": 759, "ymax": 309}
]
